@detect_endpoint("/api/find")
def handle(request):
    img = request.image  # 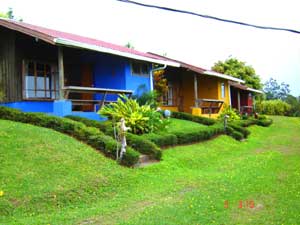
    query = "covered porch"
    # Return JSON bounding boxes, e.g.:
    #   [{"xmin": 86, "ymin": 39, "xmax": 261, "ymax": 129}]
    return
[
  {"xmin": 18, "ymin": 35, "xmax": 134, "ymax": 120},
  {"xmin": 229, "ymin": 81, "xmax": 262, "ymax": 115},
  {"xmin": 160, "ymin": 67, "xmax": 228, "ymax": 118}
]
